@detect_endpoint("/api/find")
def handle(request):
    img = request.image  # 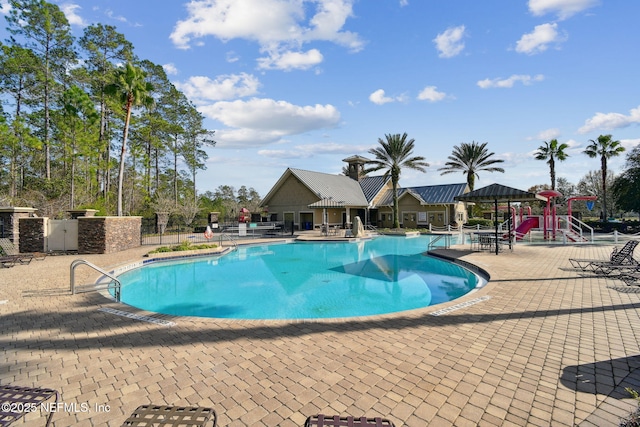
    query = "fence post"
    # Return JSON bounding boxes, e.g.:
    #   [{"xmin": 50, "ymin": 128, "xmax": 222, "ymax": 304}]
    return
[{"xmin": 614, "ymin": 229, "xmax": 619, "ymax": 244}]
